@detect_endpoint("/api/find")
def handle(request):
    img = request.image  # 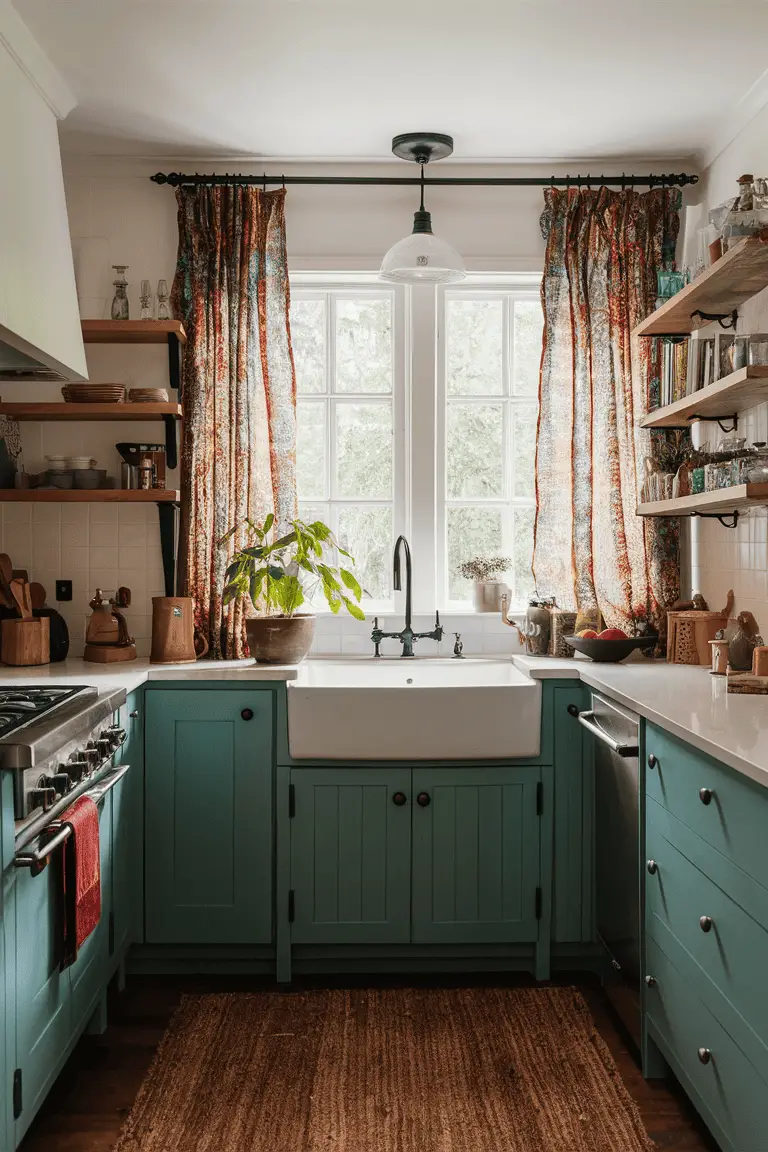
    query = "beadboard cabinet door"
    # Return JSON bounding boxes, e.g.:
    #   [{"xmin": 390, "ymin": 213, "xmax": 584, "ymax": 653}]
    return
[
  {"xmin": 145, "ymin": 690, "xmax": 273, "ymax": 945},
  {"xmin": 411, "ymin": 767, "xmax": 541, "ymax": 944},
  {"xmin": 289, "ymin": 769, "xmax": 411, "ymax": 944}
]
